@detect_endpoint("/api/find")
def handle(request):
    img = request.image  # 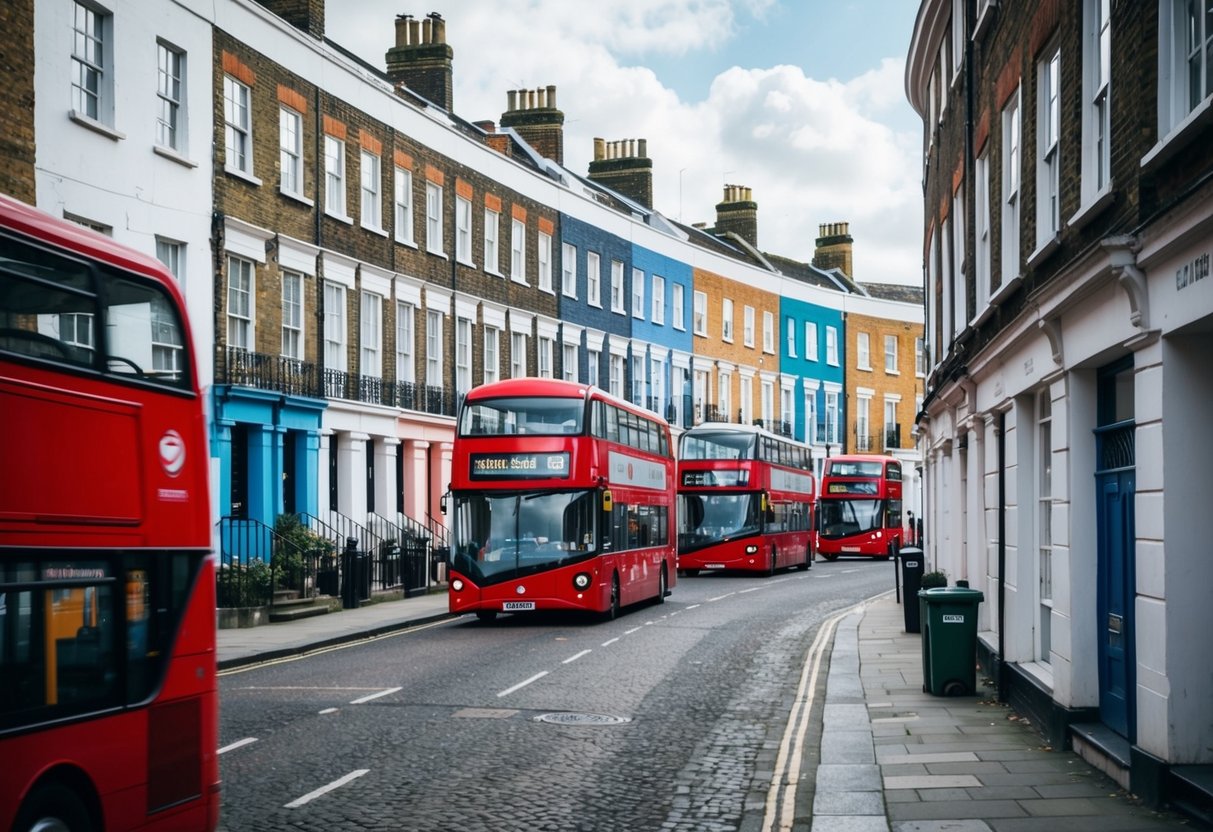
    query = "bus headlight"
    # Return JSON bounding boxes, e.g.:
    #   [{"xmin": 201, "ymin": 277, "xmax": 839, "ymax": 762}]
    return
[
  {"xmin": 745, "ymin": 545, "xmax": 758, "ymax": 554},
  {"xmin": 451, "ymin": 578, "xmax": 464, "ymax": 592},
  {"xmin": 573, "ymin": 572, "xmax": 592, "ymax": 591}
]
